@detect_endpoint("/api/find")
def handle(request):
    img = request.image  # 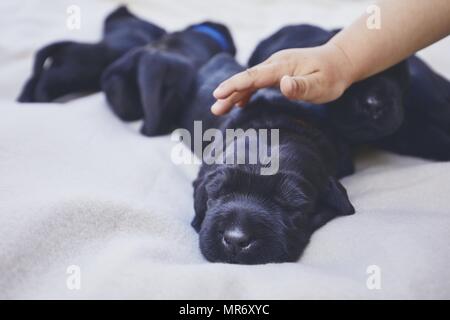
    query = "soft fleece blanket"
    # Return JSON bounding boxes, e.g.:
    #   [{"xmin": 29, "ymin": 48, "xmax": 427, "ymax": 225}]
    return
[{"xmin": 0, "ymin": 0, "xmax": 449, "ymax": 299}]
